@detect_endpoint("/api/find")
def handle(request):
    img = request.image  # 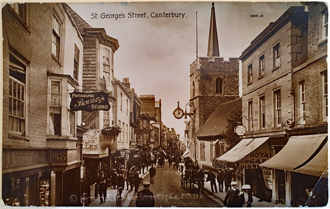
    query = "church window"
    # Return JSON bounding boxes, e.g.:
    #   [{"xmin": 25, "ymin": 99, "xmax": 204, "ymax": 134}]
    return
[{"xmin": 216, "ymin": 77, "xmax": 223, "ymax": 93}]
